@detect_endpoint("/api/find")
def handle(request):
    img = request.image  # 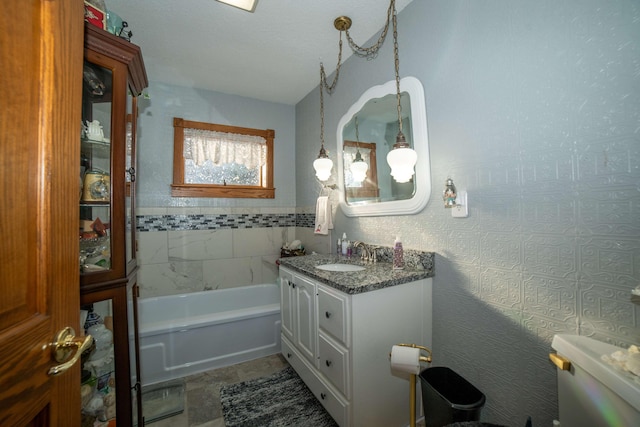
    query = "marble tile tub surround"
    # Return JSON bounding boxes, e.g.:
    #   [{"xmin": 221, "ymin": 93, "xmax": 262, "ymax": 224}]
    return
[
  {"xmin": 278, "ymin": 252, "xmax": 435, "ymax": 295},
  {"xmin": 136, "ymin": 208, "xmax": 301, "ymax": 298}
]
